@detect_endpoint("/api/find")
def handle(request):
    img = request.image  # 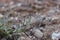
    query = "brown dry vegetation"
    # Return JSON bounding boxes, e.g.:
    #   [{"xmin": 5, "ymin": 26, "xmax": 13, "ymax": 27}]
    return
[{"xmin": 0, "ymin": 0, "xmax": 60, "ymax": 40}]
